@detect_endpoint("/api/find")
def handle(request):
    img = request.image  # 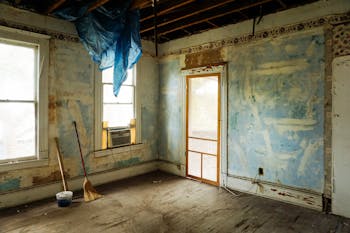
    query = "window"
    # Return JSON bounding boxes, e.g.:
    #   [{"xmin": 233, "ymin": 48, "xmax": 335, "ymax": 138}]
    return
[
  {"xmin": 0, "ymin": 27, "xmax": 49, "ymax": 167},
  {"xmin": 102, "ymin": 68, "xmax": 135, "ymax": 128},
  {"xmin": 94, "ymin": 65, "xmax": 140, "ymax": 152}
]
